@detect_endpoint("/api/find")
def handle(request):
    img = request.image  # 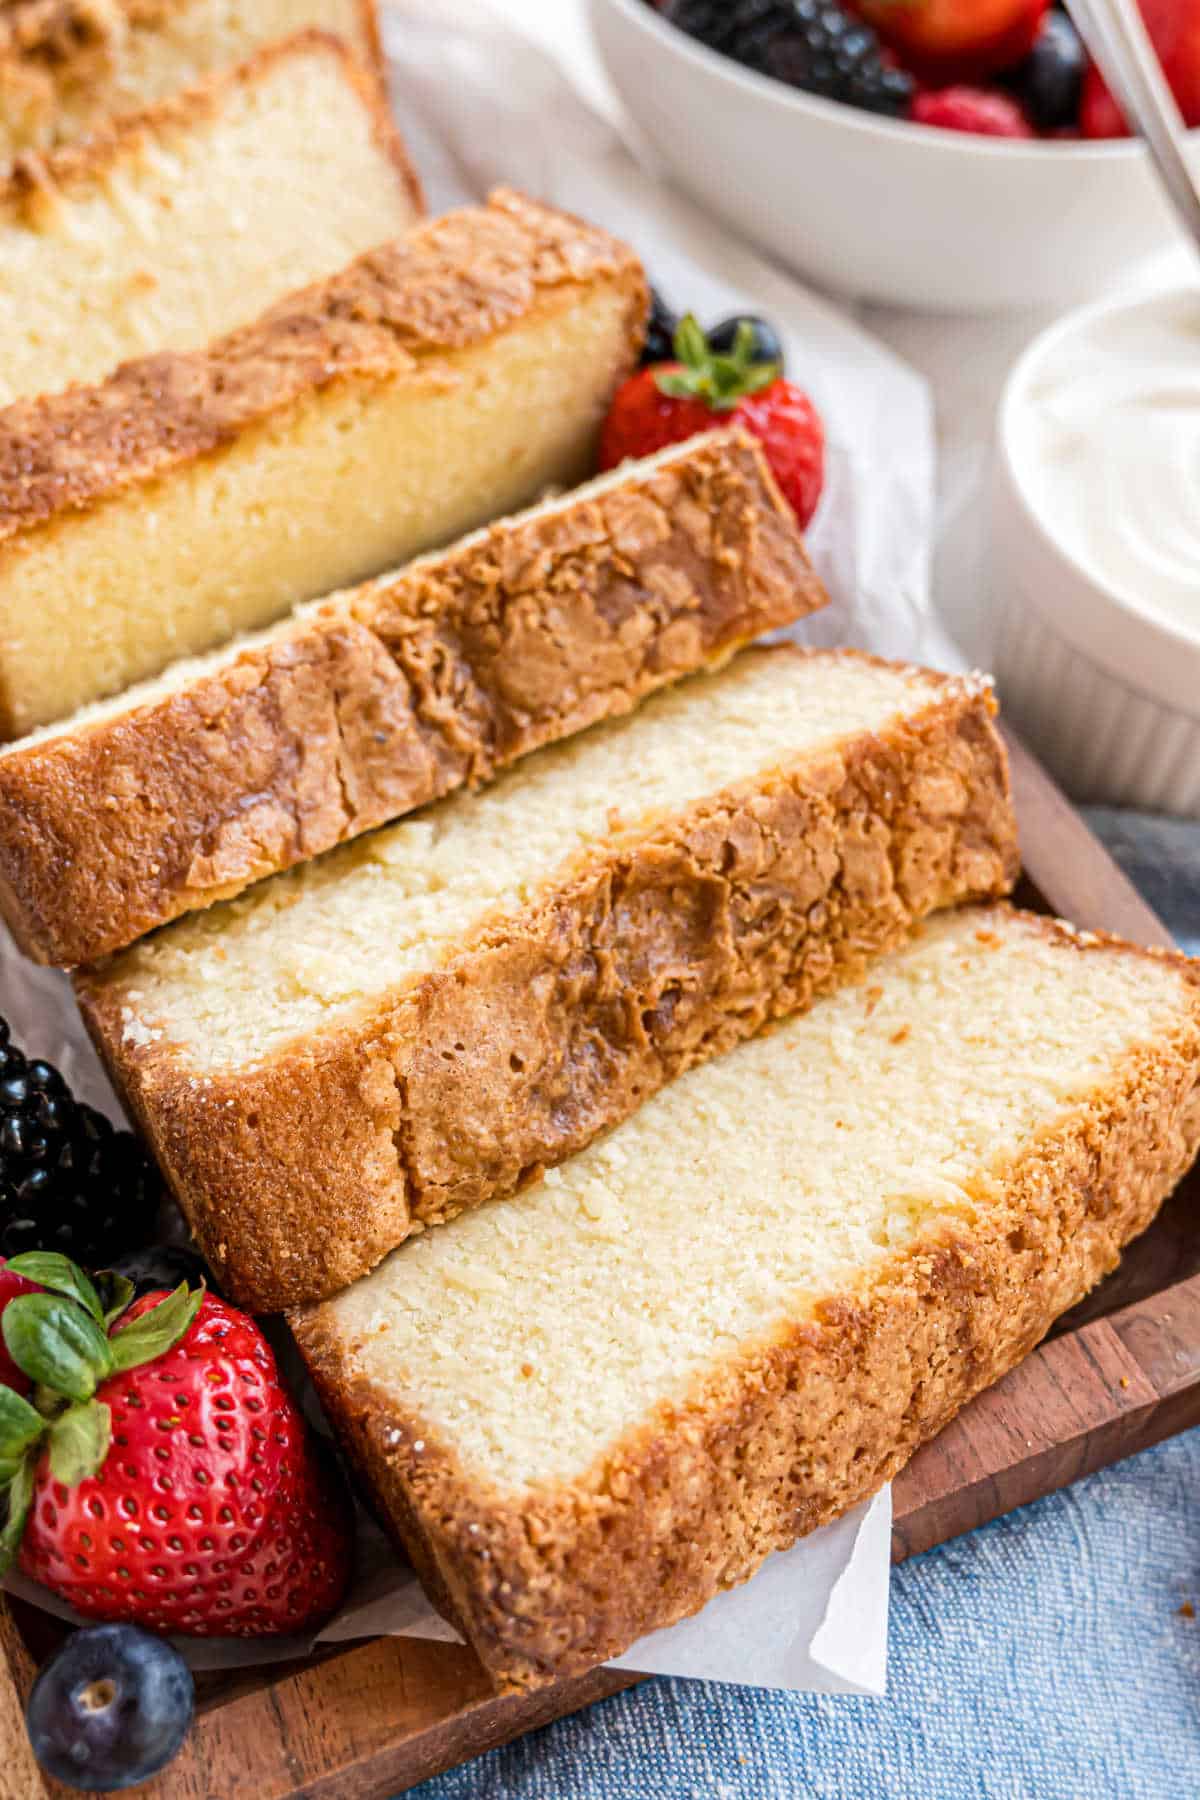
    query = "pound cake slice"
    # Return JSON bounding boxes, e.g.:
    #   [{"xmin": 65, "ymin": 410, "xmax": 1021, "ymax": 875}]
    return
[
  {"xmin": 0, "ymin": 189, "xmax": 646, "ymax": 737},
  {"xmin": 77, "ymin": 646, "xmax": 1019, "ymax": 1310},
  {"xmin": 0, "ymin": 431, "xmax": 823, "ymax": 966},
  {"xmin": 0, "ymin": 0, "xmax": 384, "ymax": 163},
  {"xmin": 294, "ymin": 907, "xmax": 1200, "ymax": 1693},
  {"xmin": 0, "ymin": 33, "xmax": 422, "ymax": 407}
]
